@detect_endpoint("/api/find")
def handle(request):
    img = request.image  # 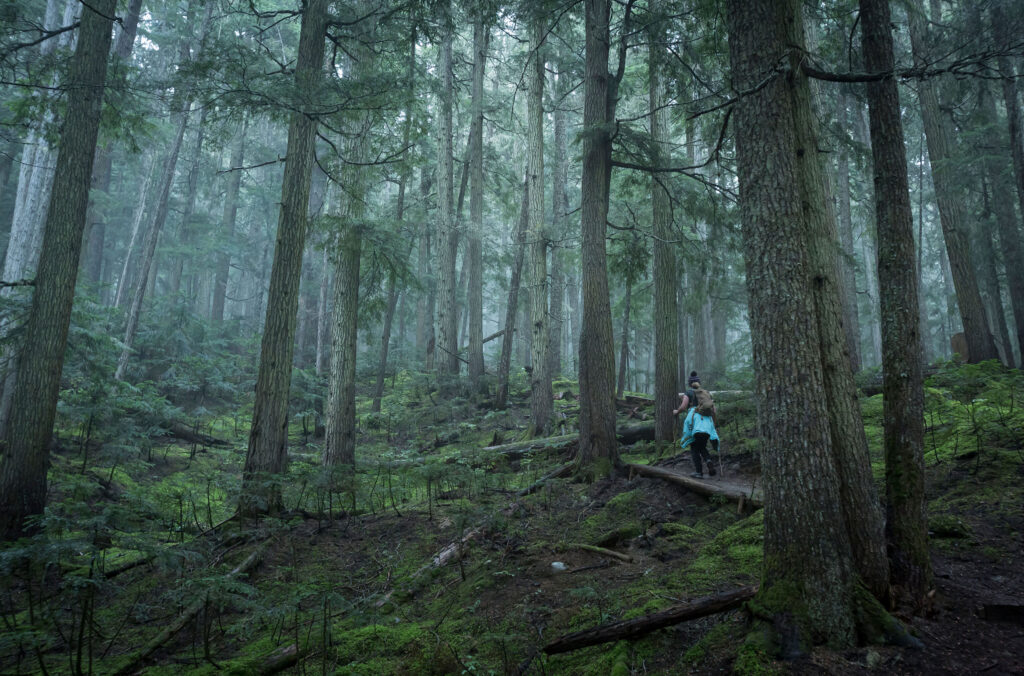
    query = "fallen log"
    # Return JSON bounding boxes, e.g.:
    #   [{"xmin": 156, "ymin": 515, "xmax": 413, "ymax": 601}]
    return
[
  {"xmin": 164, "ymin": 421, "xmax": 230, "ymax": 447},
  {"xmin": 114, "ymin": 538, "xmax": 271, "ymax": 675},
  {"xmin": 484, "ymin": 433, "xmax": 577, "ymax": 455},
  {"xmin": 569, "ymin": 543, "xmax": 633, "ymax": 563},
  {"xmin": 543, "ymin": 585, "xmax": 758, "ymax": 655},
  {"xmin": 627, "ymin": 463, "xmax": 762, "ymax": 509},
  {"xmin": 256, "ymin": 644, "xmax": 300, "ymax": 675}
]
